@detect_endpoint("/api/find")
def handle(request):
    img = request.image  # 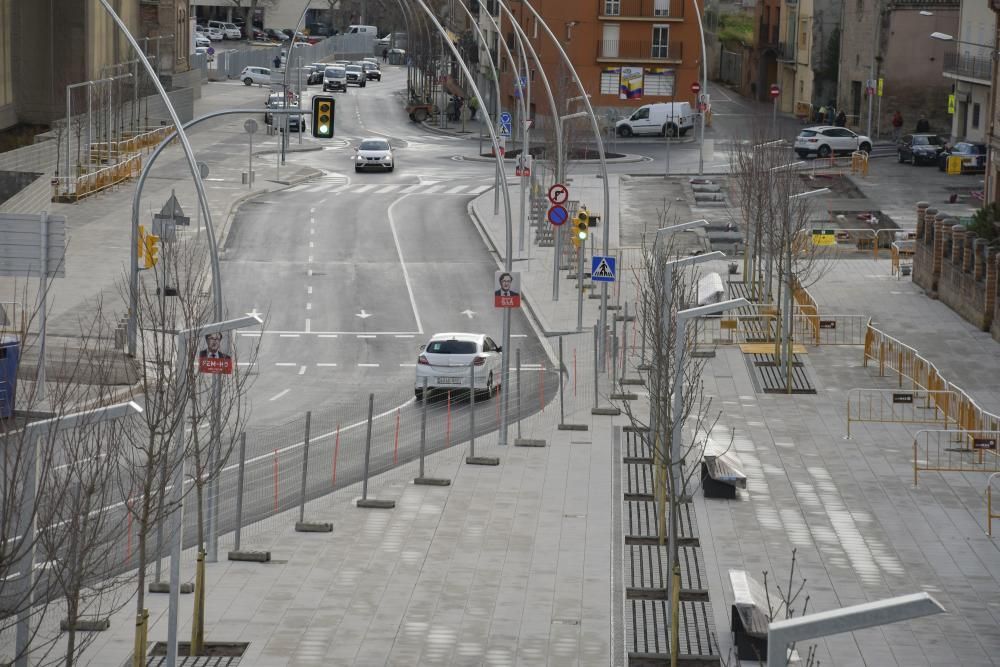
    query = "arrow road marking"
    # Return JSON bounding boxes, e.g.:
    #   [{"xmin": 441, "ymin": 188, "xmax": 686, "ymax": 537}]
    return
[
  {"xmin": 461, "ymin": 309, "xmax": 476, "ymax": 318},
  {"xmin": 356, "ymin": 309, "xmax": 373, "ymax": 319}
]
